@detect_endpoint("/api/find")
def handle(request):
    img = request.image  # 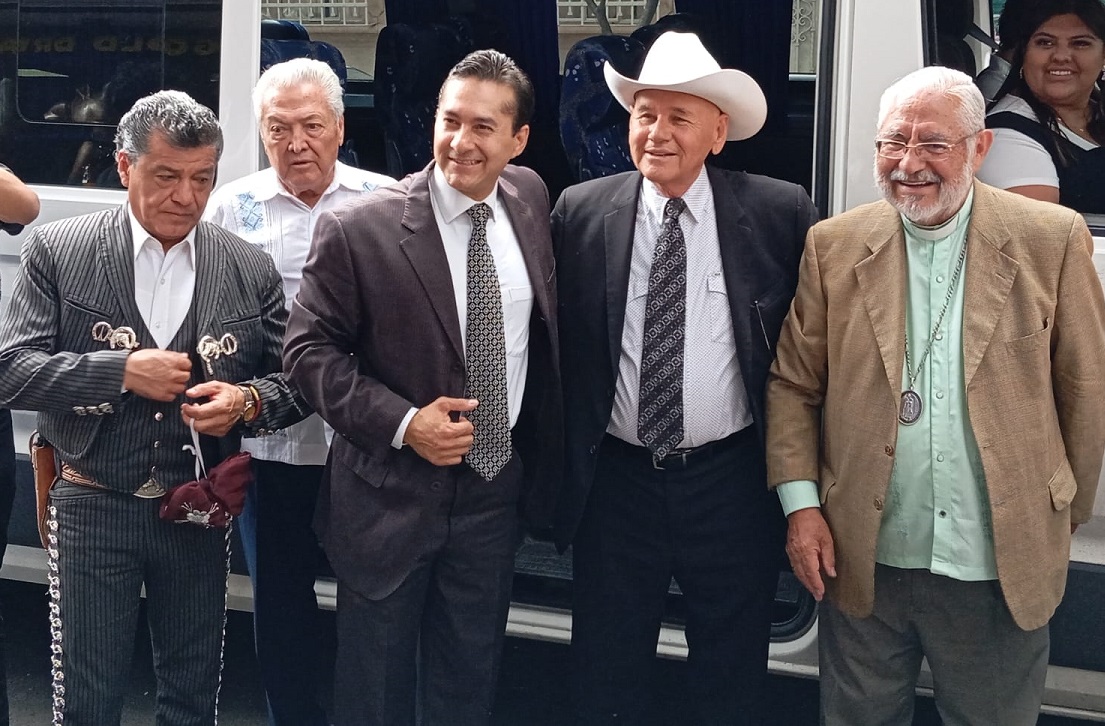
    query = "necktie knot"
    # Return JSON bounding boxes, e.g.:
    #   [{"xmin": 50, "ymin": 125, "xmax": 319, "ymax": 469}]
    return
[
  {"xmin": 467, "ymin": 202, "xmax": 492, "ymax": 230},
  {"xmin": 663, "ymin": 197, "xmax": 686, "ymax": 222}
]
